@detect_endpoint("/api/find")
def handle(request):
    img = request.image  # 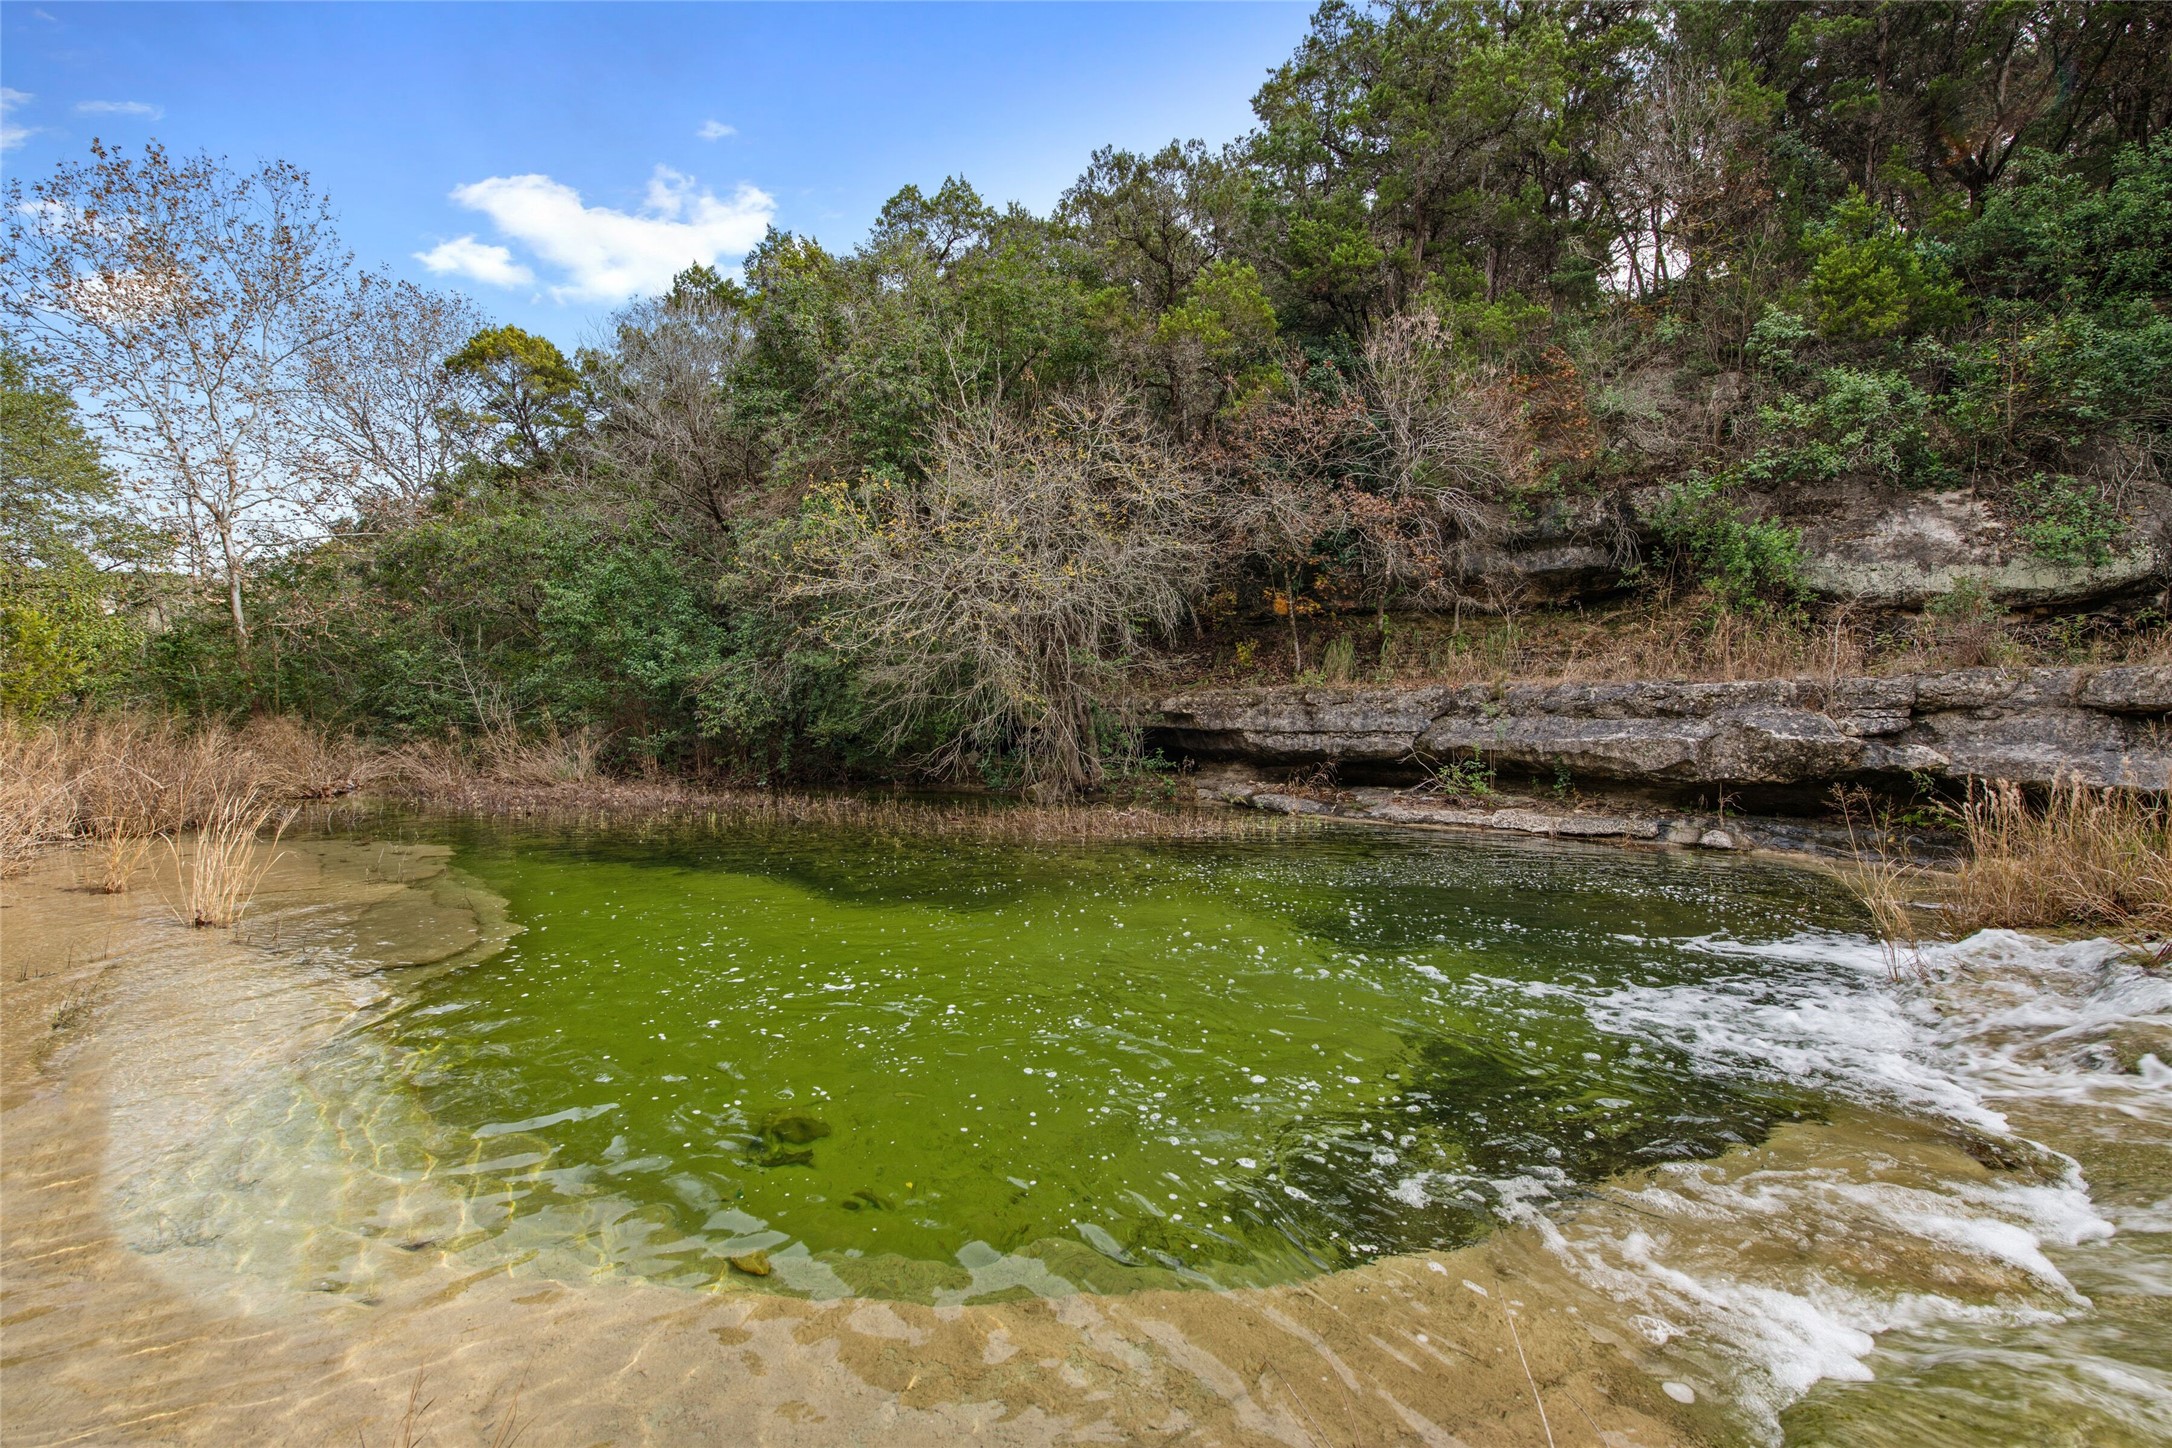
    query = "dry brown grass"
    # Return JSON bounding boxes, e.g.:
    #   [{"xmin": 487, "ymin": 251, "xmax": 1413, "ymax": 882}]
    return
[
  {"xmin": 1834, "ymin": 776, "xmax": 2172, "ymax": 958},
  {"xmin": 166, "ymin": 793, "xmax": 291, "ymax": 928},
  {"xmin": 1229, "ymin": 604, "xmax": 1872, "ymax": 688},
  {"xmin": 1, "ymin": 712, "xmax": 1305, "ymax": 883},
  {"xmin": 383, "ymin": 770, "xmax": 1314, "ymax": 845},
  {"xmin": 1941, "ymin": 777, "xmax": 2171, "ymax": 944},
  {"xmin": 0, "ymin": 728, "xmax": 75, "ymax": 877},
  {"xmin": 1830, "ymin": 786, "xmax": 1928, "ymax": 977},
  {"xmin": 0, "ymin": 714, "xmax": 376, "ymax": 878},
  {"xmin": 1193, "ymin": 600, "xmax": 2172, "ymax": 691},
  {"xmin": 91, "ymin": 826, "xmax": 157, "ymax": 894}
]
